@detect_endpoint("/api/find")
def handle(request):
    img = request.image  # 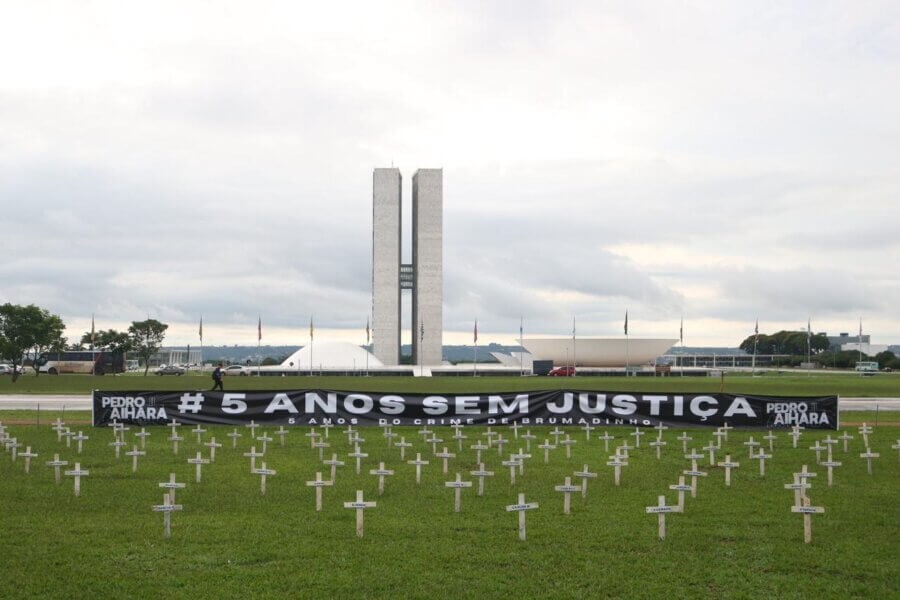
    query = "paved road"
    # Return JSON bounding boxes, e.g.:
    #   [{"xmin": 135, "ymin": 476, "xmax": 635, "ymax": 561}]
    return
[{"xmin": 0, "ymin": 395, "xmax": 897, "ymax": 411}]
